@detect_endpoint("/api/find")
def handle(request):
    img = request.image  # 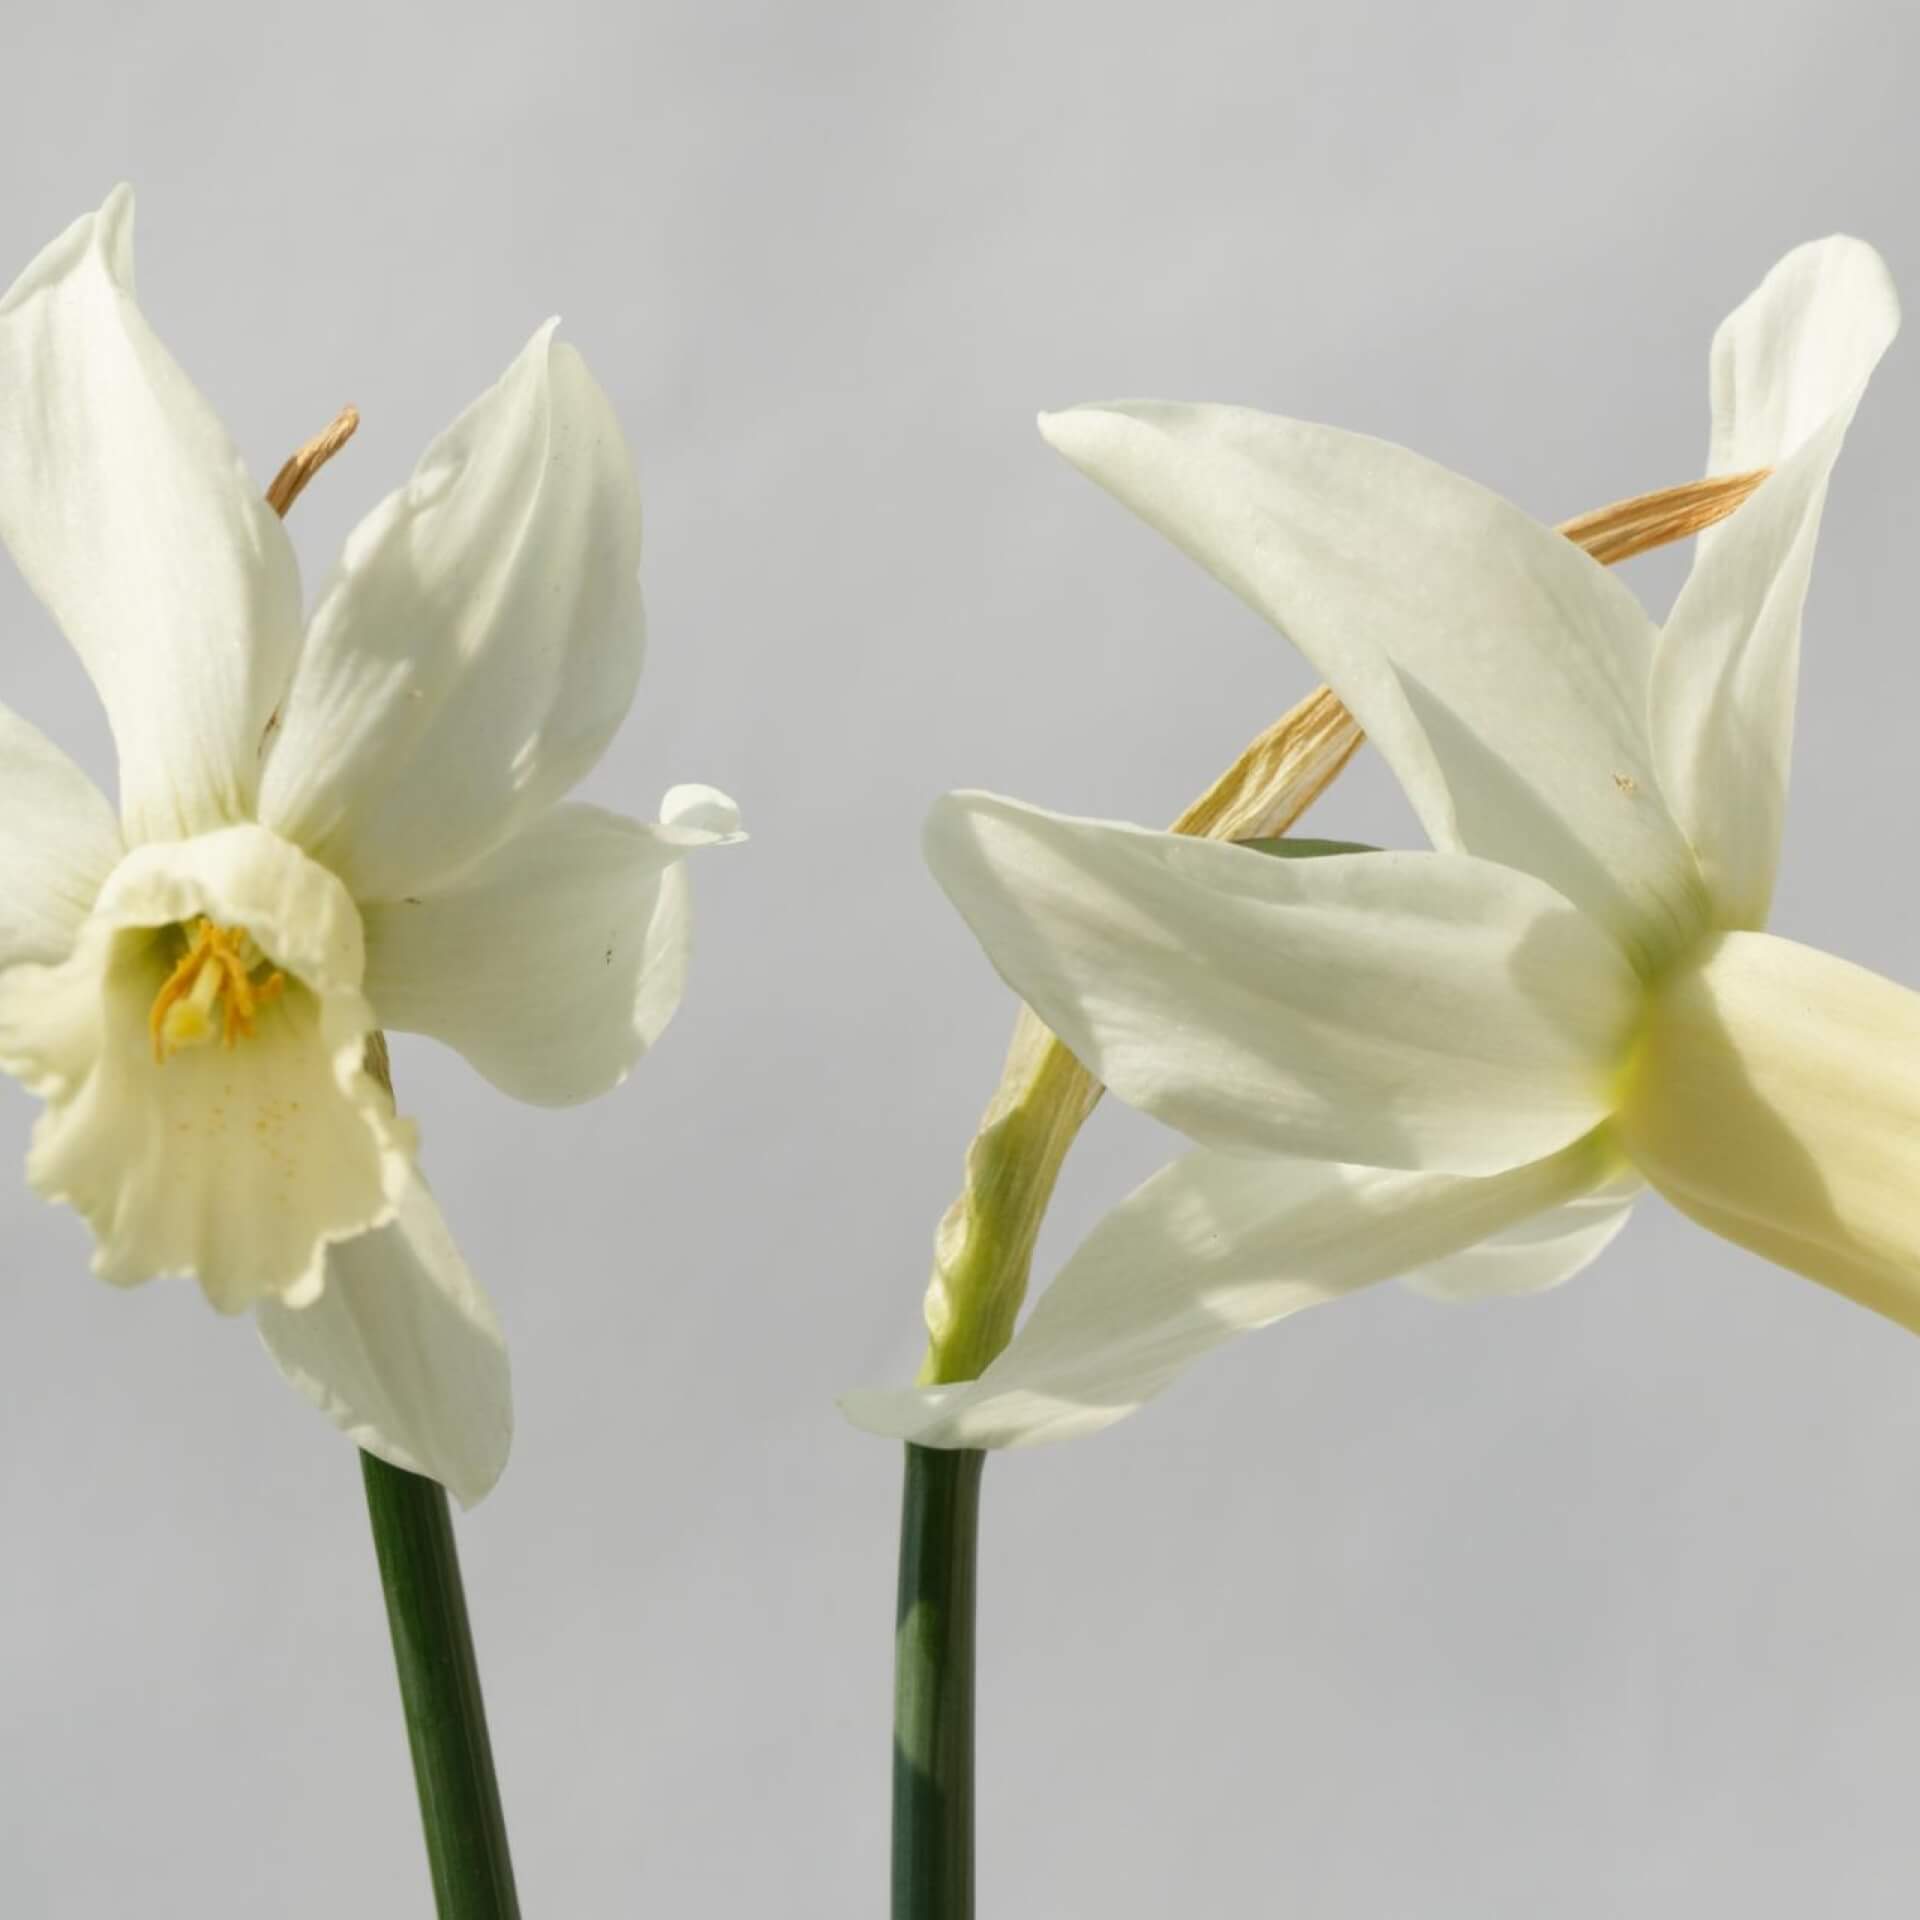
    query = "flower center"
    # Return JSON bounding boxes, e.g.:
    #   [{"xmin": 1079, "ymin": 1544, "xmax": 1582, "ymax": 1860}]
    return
[{"xmin": 147, "ymin": 918, "xmax": 286, "ymax": 1064}]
